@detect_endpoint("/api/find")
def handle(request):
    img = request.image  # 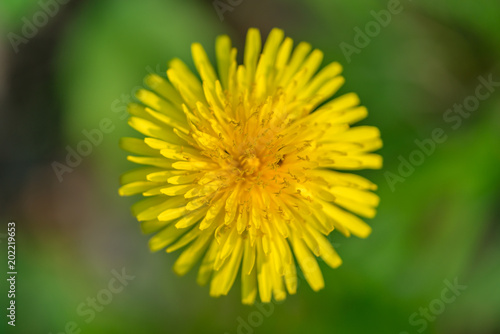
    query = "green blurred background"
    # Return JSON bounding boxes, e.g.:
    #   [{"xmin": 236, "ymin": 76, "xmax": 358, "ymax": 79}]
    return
[{"xmin": 1, "ymin": 0, "xmax": 499, "ymax": 333}]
